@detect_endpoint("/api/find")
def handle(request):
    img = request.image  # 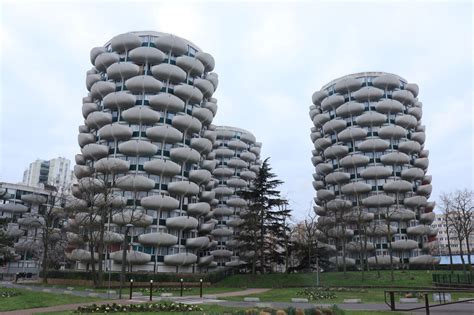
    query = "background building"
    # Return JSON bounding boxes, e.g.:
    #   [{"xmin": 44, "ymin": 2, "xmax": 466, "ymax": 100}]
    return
[
  {"xmin": 431, "ymin": 213, "xmax": 474, "ymax": 256},
  {"xmin": 309, "ymin": 72, "xmax": 437, "ymax": 269},
  {"xmin": 22, "ymin": 157, "xmax": 73, "ymax": 192}
]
